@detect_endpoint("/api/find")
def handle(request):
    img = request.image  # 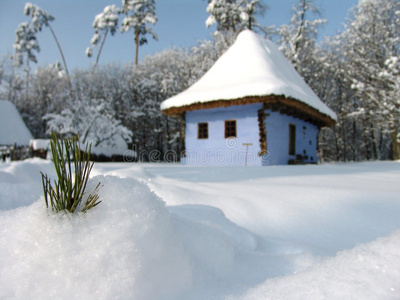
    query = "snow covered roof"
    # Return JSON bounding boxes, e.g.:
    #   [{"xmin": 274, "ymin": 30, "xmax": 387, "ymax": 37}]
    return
[
  {"xmin": 161, "ymin": 30, "xmax": 336, "ymax": 126},
  {"xmin": 30, "ymin": 139, "xmax": 50, "ymax": 150},
  {"xmin": 0, "ymin": 100, "xmax": 33, "ymax": 146}
]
